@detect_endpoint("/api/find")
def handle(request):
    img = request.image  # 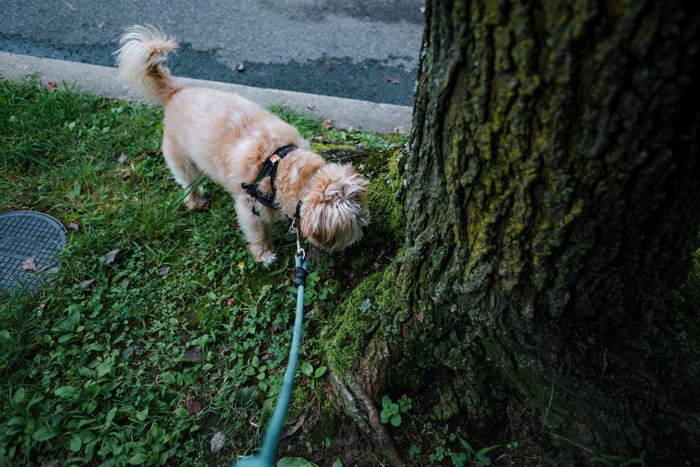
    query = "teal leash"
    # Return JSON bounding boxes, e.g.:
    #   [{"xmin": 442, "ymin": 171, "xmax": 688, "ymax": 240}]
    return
[{"xmin": 234, "ymin": 224, "xmax": 308, "ymax": 467}]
